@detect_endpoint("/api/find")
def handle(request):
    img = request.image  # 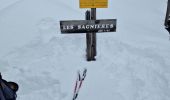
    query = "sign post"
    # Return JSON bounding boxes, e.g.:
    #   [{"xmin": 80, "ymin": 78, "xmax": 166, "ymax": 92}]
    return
[
  {"xmin": 85, "ymin": 10, "xmax": 93, "ymax": 61},
  {"xmin": 60, "ymin": 0, "xmax": 117, "ymax": 61},
  {"xmin": 91, "ymin": 8, "xmax": 97, "ymax": 60}
]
